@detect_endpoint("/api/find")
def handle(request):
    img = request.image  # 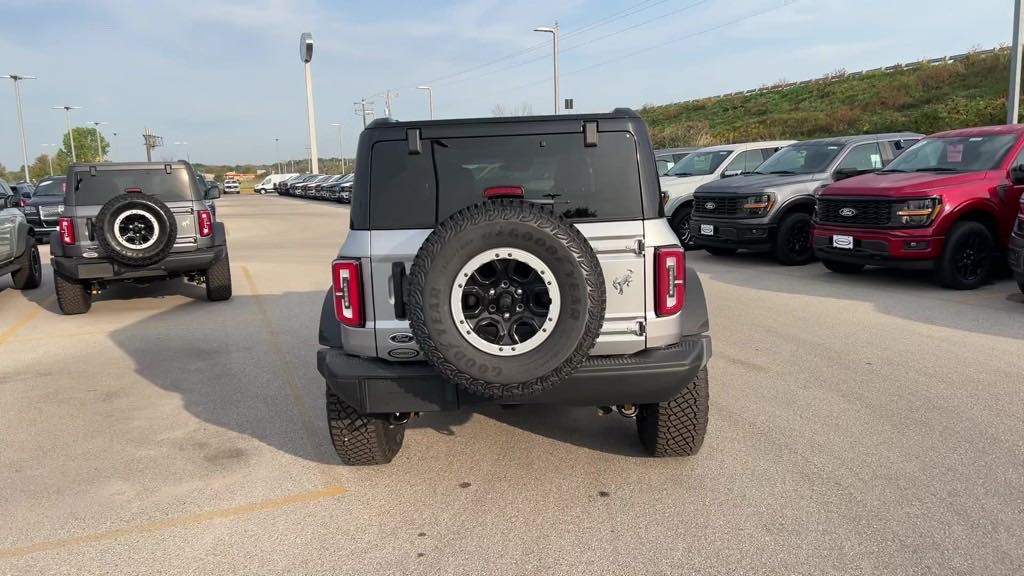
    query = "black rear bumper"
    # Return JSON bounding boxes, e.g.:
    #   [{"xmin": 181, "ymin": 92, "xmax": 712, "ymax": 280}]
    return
[
  {"xmin": 51, "ymin": 246, "xmax": 225, "ymax": 280},
  {"xmin": 317, "ymin": 335, "xmax": 711, "ymax": 414}
]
